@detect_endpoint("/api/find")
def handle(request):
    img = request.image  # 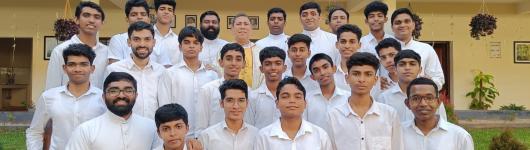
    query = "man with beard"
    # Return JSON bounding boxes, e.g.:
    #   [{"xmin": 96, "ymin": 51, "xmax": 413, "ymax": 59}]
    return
[
  {"xmin": 256, "ymin": 7, "xmax": 289, "ymax": 55},
  {"xmin": 231, "ymin": 13, "xmax": 263, "ymax": 89},
  {"xmin": 299, "ymin": 2, "xmax": 339, "ymax": 65},
  {"xmin": 66, "ymin": 72, "xmax": 161, "ymax": 150},
  {"xmin": 199, "ymin": 11, "xmax": 228, "ymax": 74},
  {"xmin": 154, "ymin": 0, "xmax": 181, "ymax": 65},
  {"xmin": 328, "ymin": 7, "xmax": 349, "ymax": 34},
  {"xmin": 105, "ymin": 22, "xmax": 165, "ymax": 120},
  {"xmin": 27, "ymin": 44, "xmax": 106, "ymax": 150},
  {"xmin": 107, "ymin": 0, "xmax": 170, "ymax": 66}
]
